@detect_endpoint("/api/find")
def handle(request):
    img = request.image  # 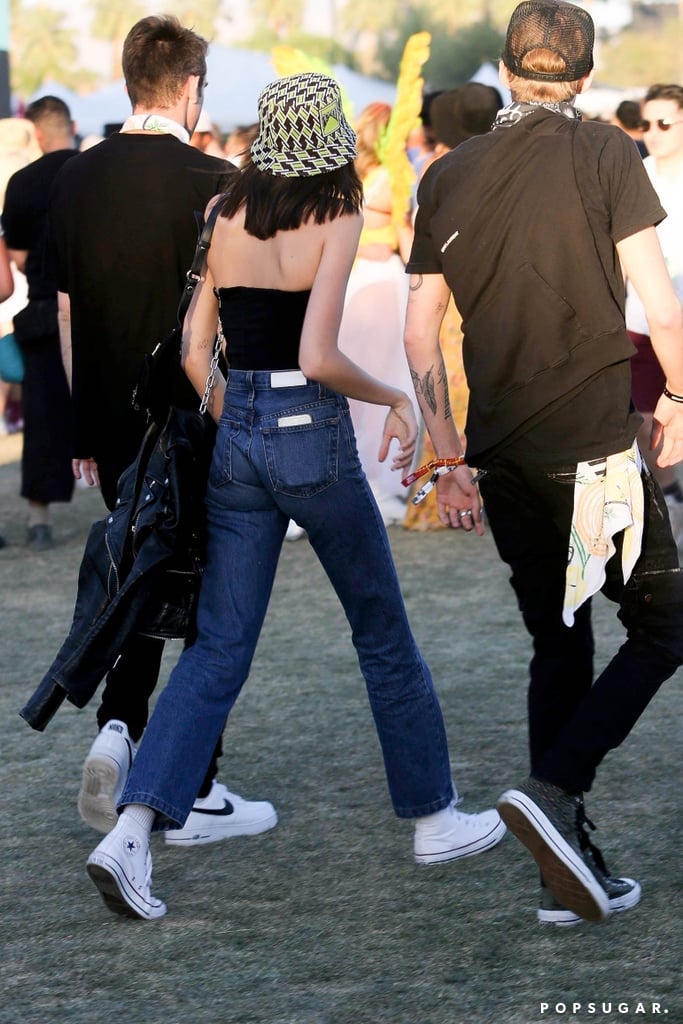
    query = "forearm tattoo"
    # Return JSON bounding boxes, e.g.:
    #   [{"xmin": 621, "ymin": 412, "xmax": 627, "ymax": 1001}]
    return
[
  {"xmin": 411, "ymin": 357, "xmax": 452, "ymax": 421},
  {"xmin": 439, "ymin": 358, "xmax": 452, "ymax": 422},
  {"xmin": 411, "ymin": 365, "xmax": 438, "ymax": 416}
]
